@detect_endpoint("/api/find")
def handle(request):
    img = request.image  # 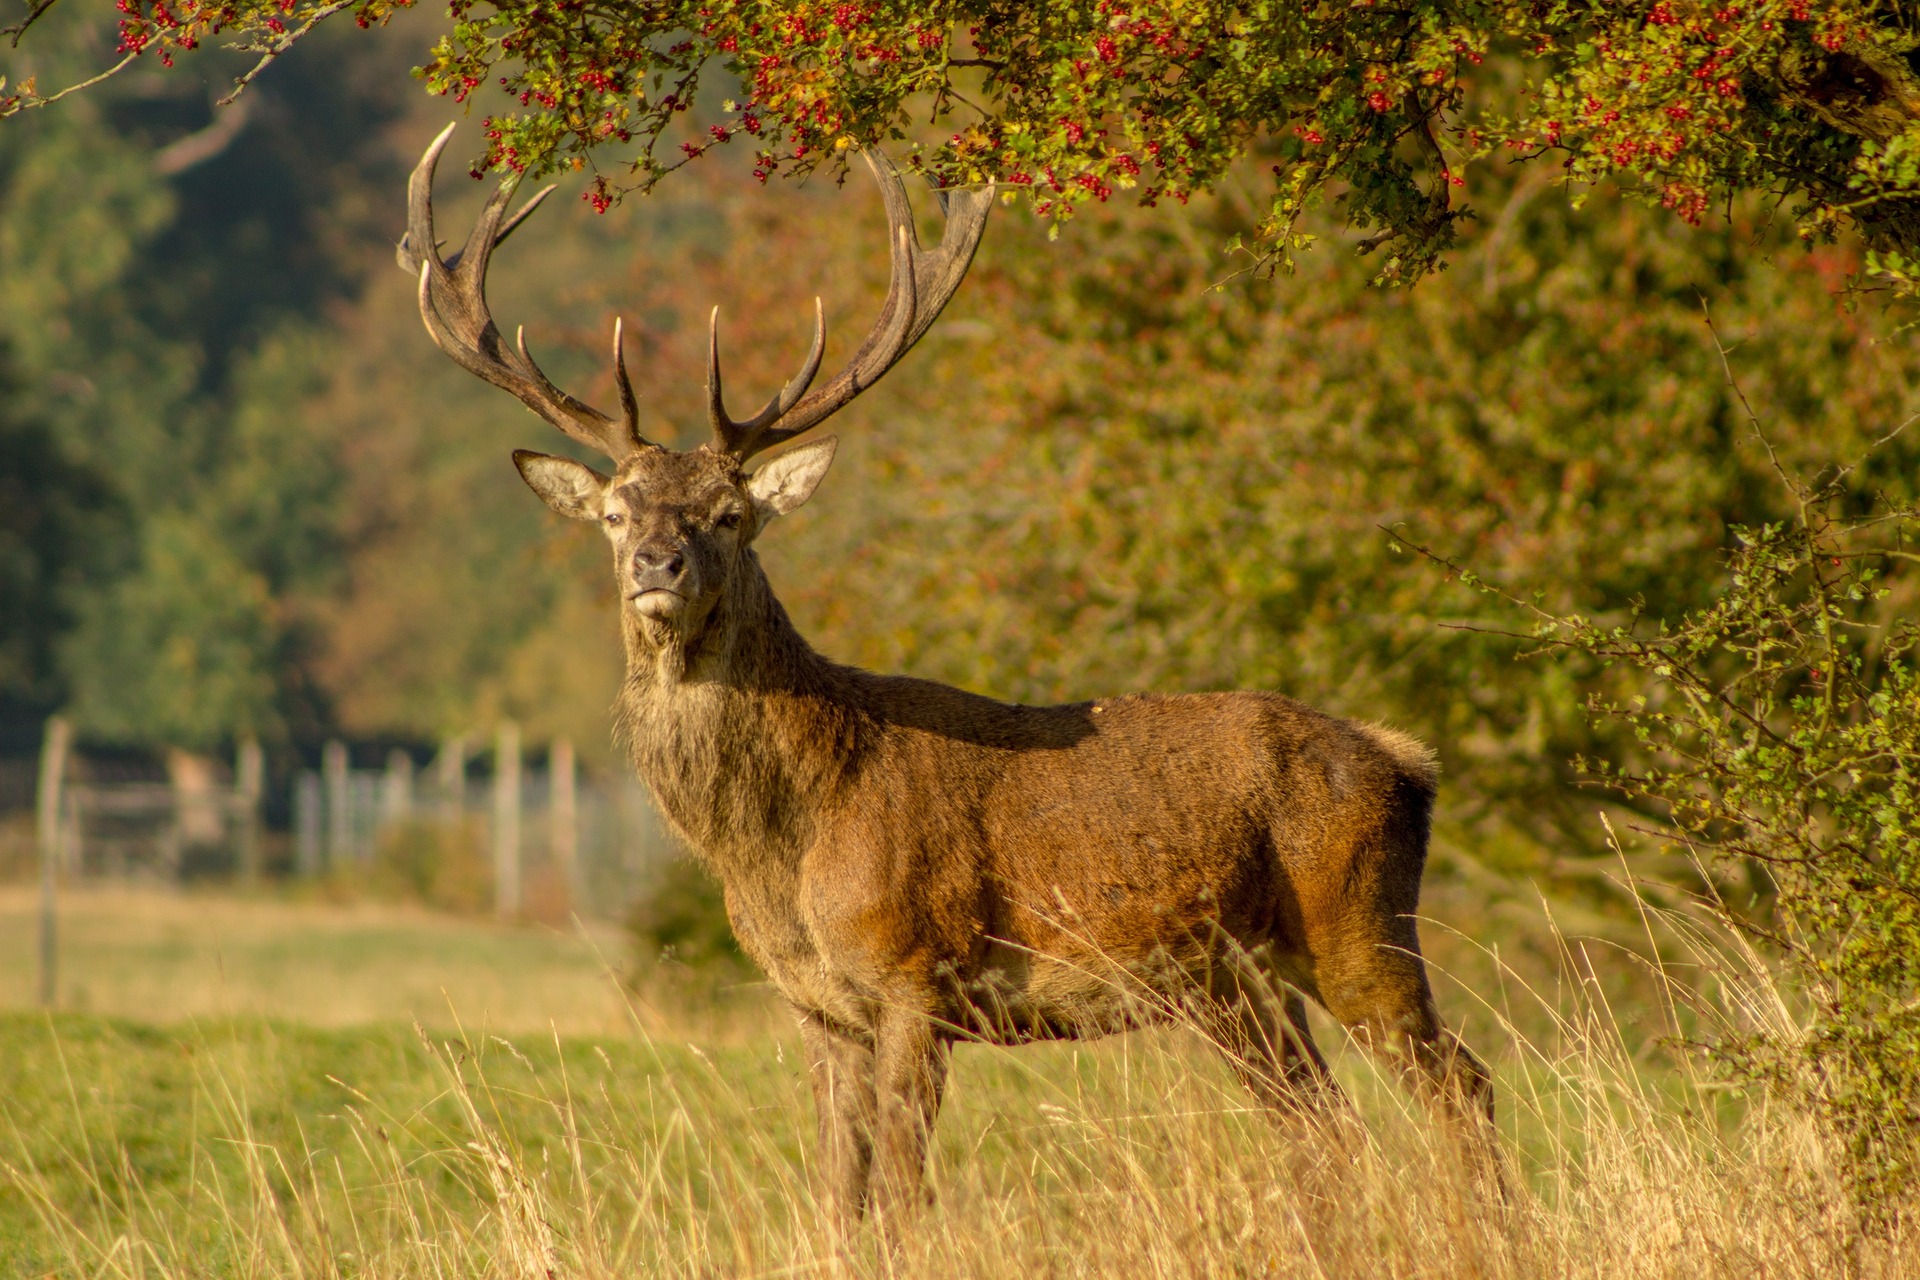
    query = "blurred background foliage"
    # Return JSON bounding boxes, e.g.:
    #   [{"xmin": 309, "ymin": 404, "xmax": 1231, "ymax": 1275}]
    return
[
  {"xmin": 0, "ymin": 1, "xmax": 413, "ymax": 750},
  {"xmin": 3, "ymin": 6, "xmax": 1918, "ymax": 900}
]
